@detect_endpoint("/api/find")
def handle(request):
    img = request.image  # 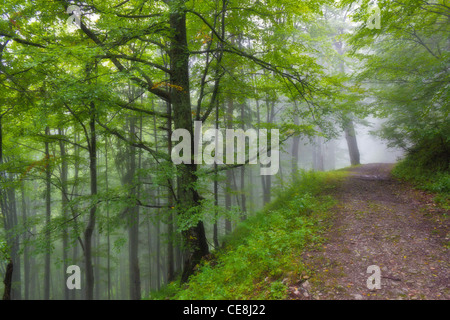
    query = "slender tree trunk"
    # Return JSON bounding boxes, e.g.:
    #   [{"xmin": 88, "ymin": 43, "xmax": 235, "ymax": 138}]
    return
[
  {"xmin": 162, "ymin": 241, "xmax": 168, "ymax": 286},
  {"xmin": 120, "ymin": 252, "xmax": 127, "ymax": 299},
  {"xmin": 58, "ymin": 128, "xmax": 70, "ymax": 300},
  {"xmin": 152, "ymin": 100, "xmax": 161, "ymax": 291},
  {"xmin": 44, "ymin": 126, "xmax": 51, "ymax": 300},
  {"xmin": 84, "ymin": 102, "xmax": 97, "ymax": 300},
  {"xmin": 20, "ymin": 182, "xmax": 30, "ymax": 300},
  {"xmin": 156, "ymin": 210, "xmax": 161, "ymax": 291},
  {"xmin": 213, "ymin": 172, "xmax": 219, "ymax": 247},
  {"xmin": 313, "ymin": 135, "xmax": 324, "ymax": 171},
  {"xmin": 261, "ymin": 100, "xmax": 275, "ymax": 204},
  {"xmin": 334, "ymin": 39, "xmax": 361, "ymax": 166},
  {"xmin": 2, "ymin": 259, "xmax": 13, "ymax": 300},
  {"xmin": 169, "ymin": 3, "xmax": 209, "ymax": 283},
  {"xmin": 225, "ymin": 98, "xmax": 233, "ymax": 233},
  {"xmin": 146, "ymin": 204, "xmax": 152, "ymax": 291},
  {"xmin": 128, "ymin": 116, "xmax": 141, "ymax": 300},
  {"xmin": 166, "ymin": 101, "xmax": 175, "ymax": 282},
  {"xmin": 326, "ymin": 140, "xmax": 336, "ymax": 170},
  {"xmin": 248, "ymin": 164, "xmax": 255, "ymax": 212},
  {"xmin": 292, "ymin": 116, "xmax": 300, "ymax": 174},
  {"xmin": 240, "ymin": 102, "xmax": 247, "ymax": 220},
  {"xmin": 94, "ymin": 229, "xmax": 100, "ymax": 300},
  {"xmin": 7, "ymin": 184, "xmax": 20, "ymax": 300},
  {"xmin": 71, "ymin": 133, "xmax": 81, "ymax": 300},
  {"xmin": 29, "ymin": 193, "xmax": 37, "ymax": 299},
  {"xmin": 105, "ymin": 138, "xmax": 111, "ymax": 300},
  {"xmin": 344, "ymin": 119, "xmax": 360, "ymax": 166},
  {"xmin": 225, "ymin": 170, "xmax": 233, "ymax": 234},
  {"xmin": 0, "ymin": 45, "xmax": 15, "ymax": 301},
  {"xmin": 255, "ymin": 99, "xmax": 267, "ymax": 204},
  {"xmin": 213, "ymin": 101, "xmax": 220, "ymax": 248}
]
